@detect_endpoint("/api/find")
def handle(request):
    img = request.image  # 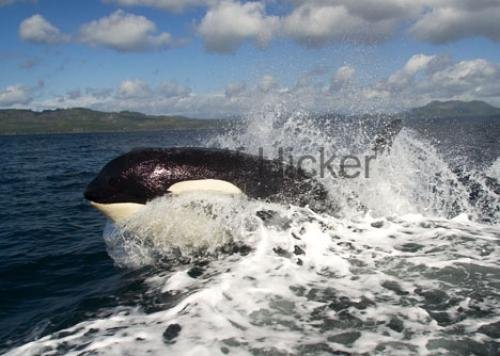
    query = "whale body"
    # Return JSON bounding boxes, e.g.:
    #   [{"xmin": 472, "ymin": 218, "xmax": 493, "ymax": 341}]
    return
[
  {"xmin": 84, "ymin": 147, "xmax": 329, "ymax": 221},
  {"xmin": 84, "ymin": 120, "xmax": 403, "ymax": 221}
]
